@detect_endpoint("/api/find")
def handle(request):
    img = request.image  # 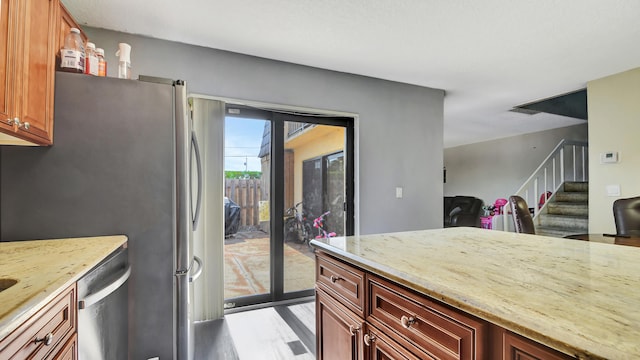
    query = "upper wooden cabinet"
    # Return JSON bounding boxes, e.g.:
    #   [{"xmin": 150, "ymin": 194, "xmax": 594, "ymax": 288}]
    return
[
  {"xmin": 0, "ymin": 0, "xmax": 83, "ymax": 145},
  {"xmin": 0, "ymin": 0, "xmax": 16, "ymax": 137}
]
